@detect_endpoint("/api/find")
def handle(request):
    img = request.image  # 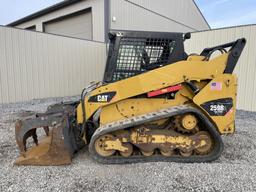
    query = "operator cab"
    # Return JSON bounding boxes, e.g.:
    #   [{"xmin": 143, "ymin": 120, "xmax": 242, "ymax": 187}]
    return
[{"xmin": 103, "ymin": 30, "xmax": 190, "ymax": 83}]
